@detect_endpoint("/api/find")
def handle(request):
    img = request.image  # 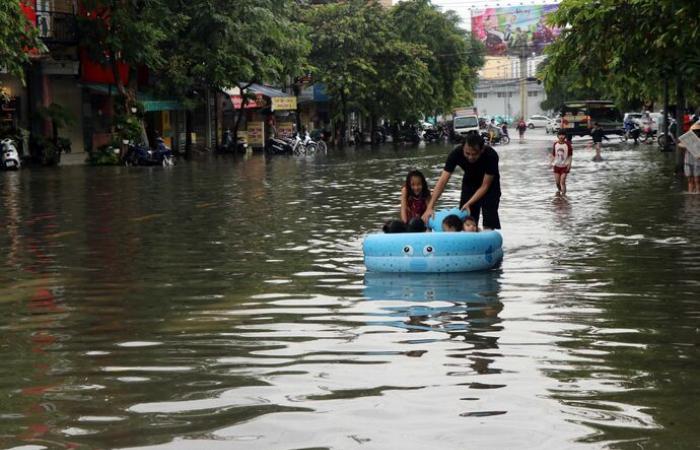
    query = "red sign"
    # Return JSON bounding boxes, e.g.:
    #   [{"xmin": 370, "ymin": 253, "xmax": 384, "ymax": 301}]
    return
[
  {"xmin": 232, "ymin": 94, "xmax": 266, "ymax": 109},
  {"xmin": 80, "ymin": 48, "xmax": 130, "ymax": 84}
]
